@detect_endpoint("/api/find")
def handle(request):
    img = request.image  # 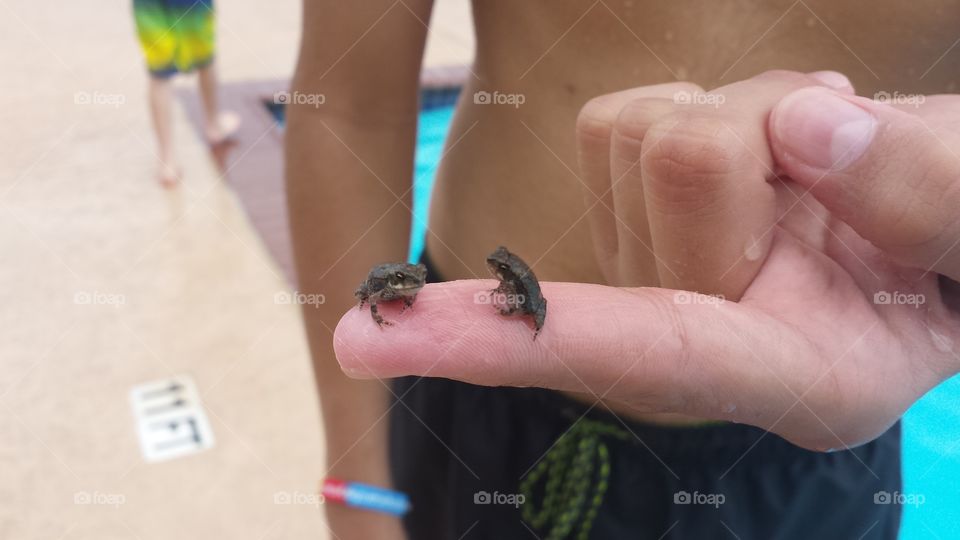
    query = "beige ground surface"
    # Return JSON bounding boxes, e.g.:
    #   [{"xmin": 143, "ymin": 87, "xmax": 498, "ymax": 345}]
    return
[{"xmin": 0, "ymin": 1, "xmax": 472, "ymax": 538}]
